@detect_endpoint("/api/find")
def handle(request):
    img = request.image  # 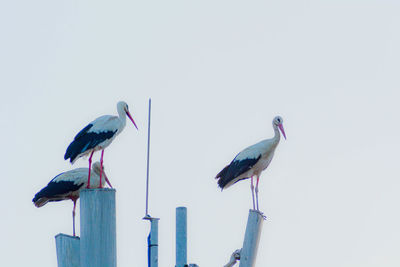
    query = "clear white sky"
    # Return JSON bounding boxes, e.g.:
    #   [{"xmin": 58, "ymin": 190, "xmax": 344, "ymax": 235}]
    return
[{"xmin": 1, "ymin": 1, "xmax": 400, "ymax": 266}]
